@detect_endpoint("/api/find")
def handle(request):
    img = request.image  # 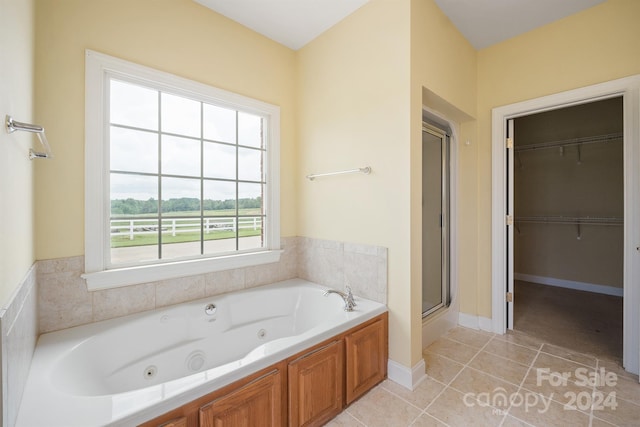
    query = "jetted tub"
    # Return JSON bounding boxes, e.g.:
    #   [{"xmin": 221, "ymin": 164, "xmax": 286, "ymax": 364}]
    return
[{"xmin": 16, "ymin": 278, "xmax": 387, "ymax": 427}]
